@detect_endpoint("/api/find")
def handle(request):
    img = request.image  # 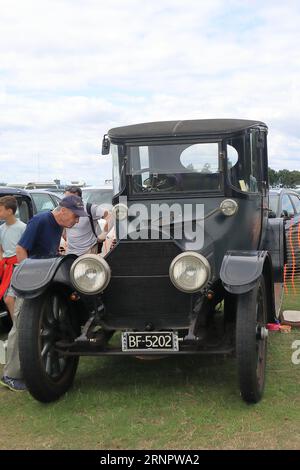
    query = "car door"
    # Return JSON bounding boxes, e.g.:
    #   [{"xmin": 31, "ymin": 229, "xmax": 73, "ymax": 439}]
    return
[
  {"xmin": 289, "ymin": 194, "xmax": 300, "ymax": 259},
  {"xmin": 290, "ymin": 194, "xmax": 300, "ymax": 221},
  {"xmin": 280, "ymin": 194, "xmax": 295, "ymax": 226},
  {"xmin": 281, "ymin": 193, "xmax": 298, "ymax": 282}
]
